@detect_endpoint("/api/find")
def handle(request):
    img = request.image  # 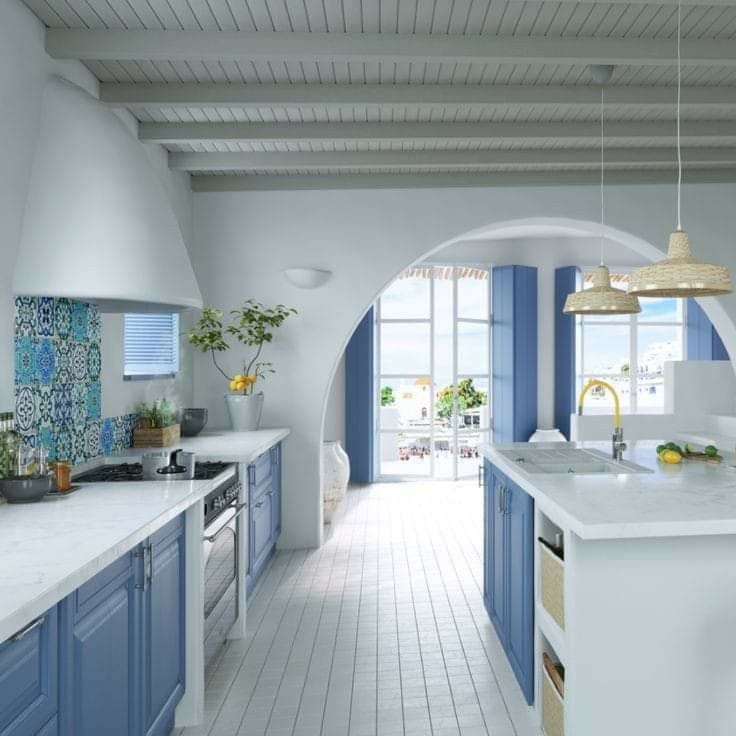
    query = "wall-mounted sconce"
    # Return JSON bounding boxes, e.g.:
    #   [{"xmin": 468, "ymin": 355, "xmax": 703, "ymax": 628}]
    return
[{"xmin": 282, "ymin": 268, "xmax": 332, "ymax": 289}]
